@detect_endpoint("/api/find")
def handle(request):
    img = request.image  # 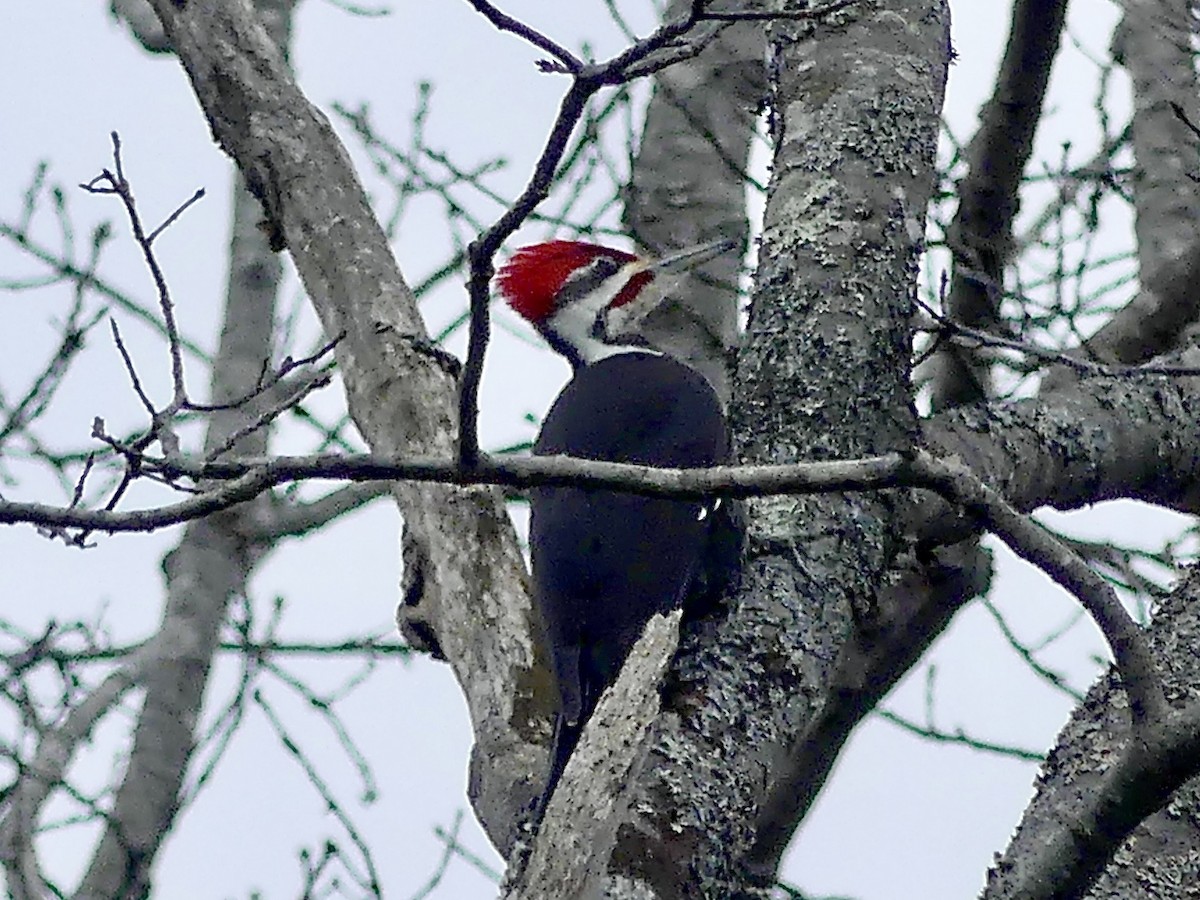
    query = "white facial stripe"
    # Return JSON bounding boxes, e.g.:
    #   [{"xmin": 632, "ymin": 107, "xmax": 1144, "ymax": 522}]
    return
[{"xmin": 546, "ymin": 261, "xmax": 651, "ymax": 364}]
